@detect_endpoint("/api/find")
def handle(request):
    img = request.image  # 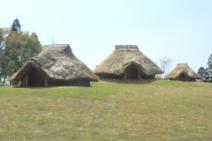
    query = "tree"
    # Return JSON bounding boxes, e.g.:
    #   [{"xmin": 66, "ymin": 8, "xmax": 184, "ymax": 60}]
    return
[
  {"xmin": 31, "ymin": 32, "xmax": 38, "ymax": 40},
  {"xmin": 5, "ymin": 31, "xmax": 42, "ymax": 76},
  {"xmin": 208, "ymin": 53, "xmax": 212, "ymax": 69},
  {"xmin": 204, "ymin": 68, "xmax": 212, "ymax": 82},
  {"xmin": 11, "ymin": 18, "xmax": 21, "ymax": 32},
  {"xmin": 0, "ymin": 28, "xmax": 3, "ymax": 84},
  {"xmin": 197, "ymin": 67, "xmax": 206, "ymax": 80},
  {"xmin": 20, "ymin": 32, "xmax": 41, "ymax": 63},
  {"xmin": 158, "ymin": 57, "xmax": 173, "ymax": 76},
  {"xmin": 0, "ymin": 19, "xmax": 42, "ymax": 85},
  {"xmin": 0, "ymin": 28, "xmax": 3, "ymax": 44},
  {"xmin": 0, "ymin": 28, "xmax": 9, "ymax": 85},
  {"xmin": 0, "ymin": 50, "xmax": 10, "ymax": 85}
]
